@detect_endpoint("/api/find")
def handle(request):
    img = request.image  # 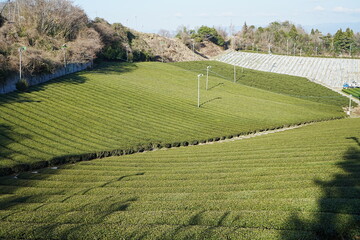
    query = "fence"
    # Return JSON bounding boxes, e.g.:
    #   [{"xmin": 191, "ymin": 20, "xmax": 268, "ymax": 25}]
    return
[{"xmin": 0, "ymin": 62, "xmax": 92, "ymax": 94}]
